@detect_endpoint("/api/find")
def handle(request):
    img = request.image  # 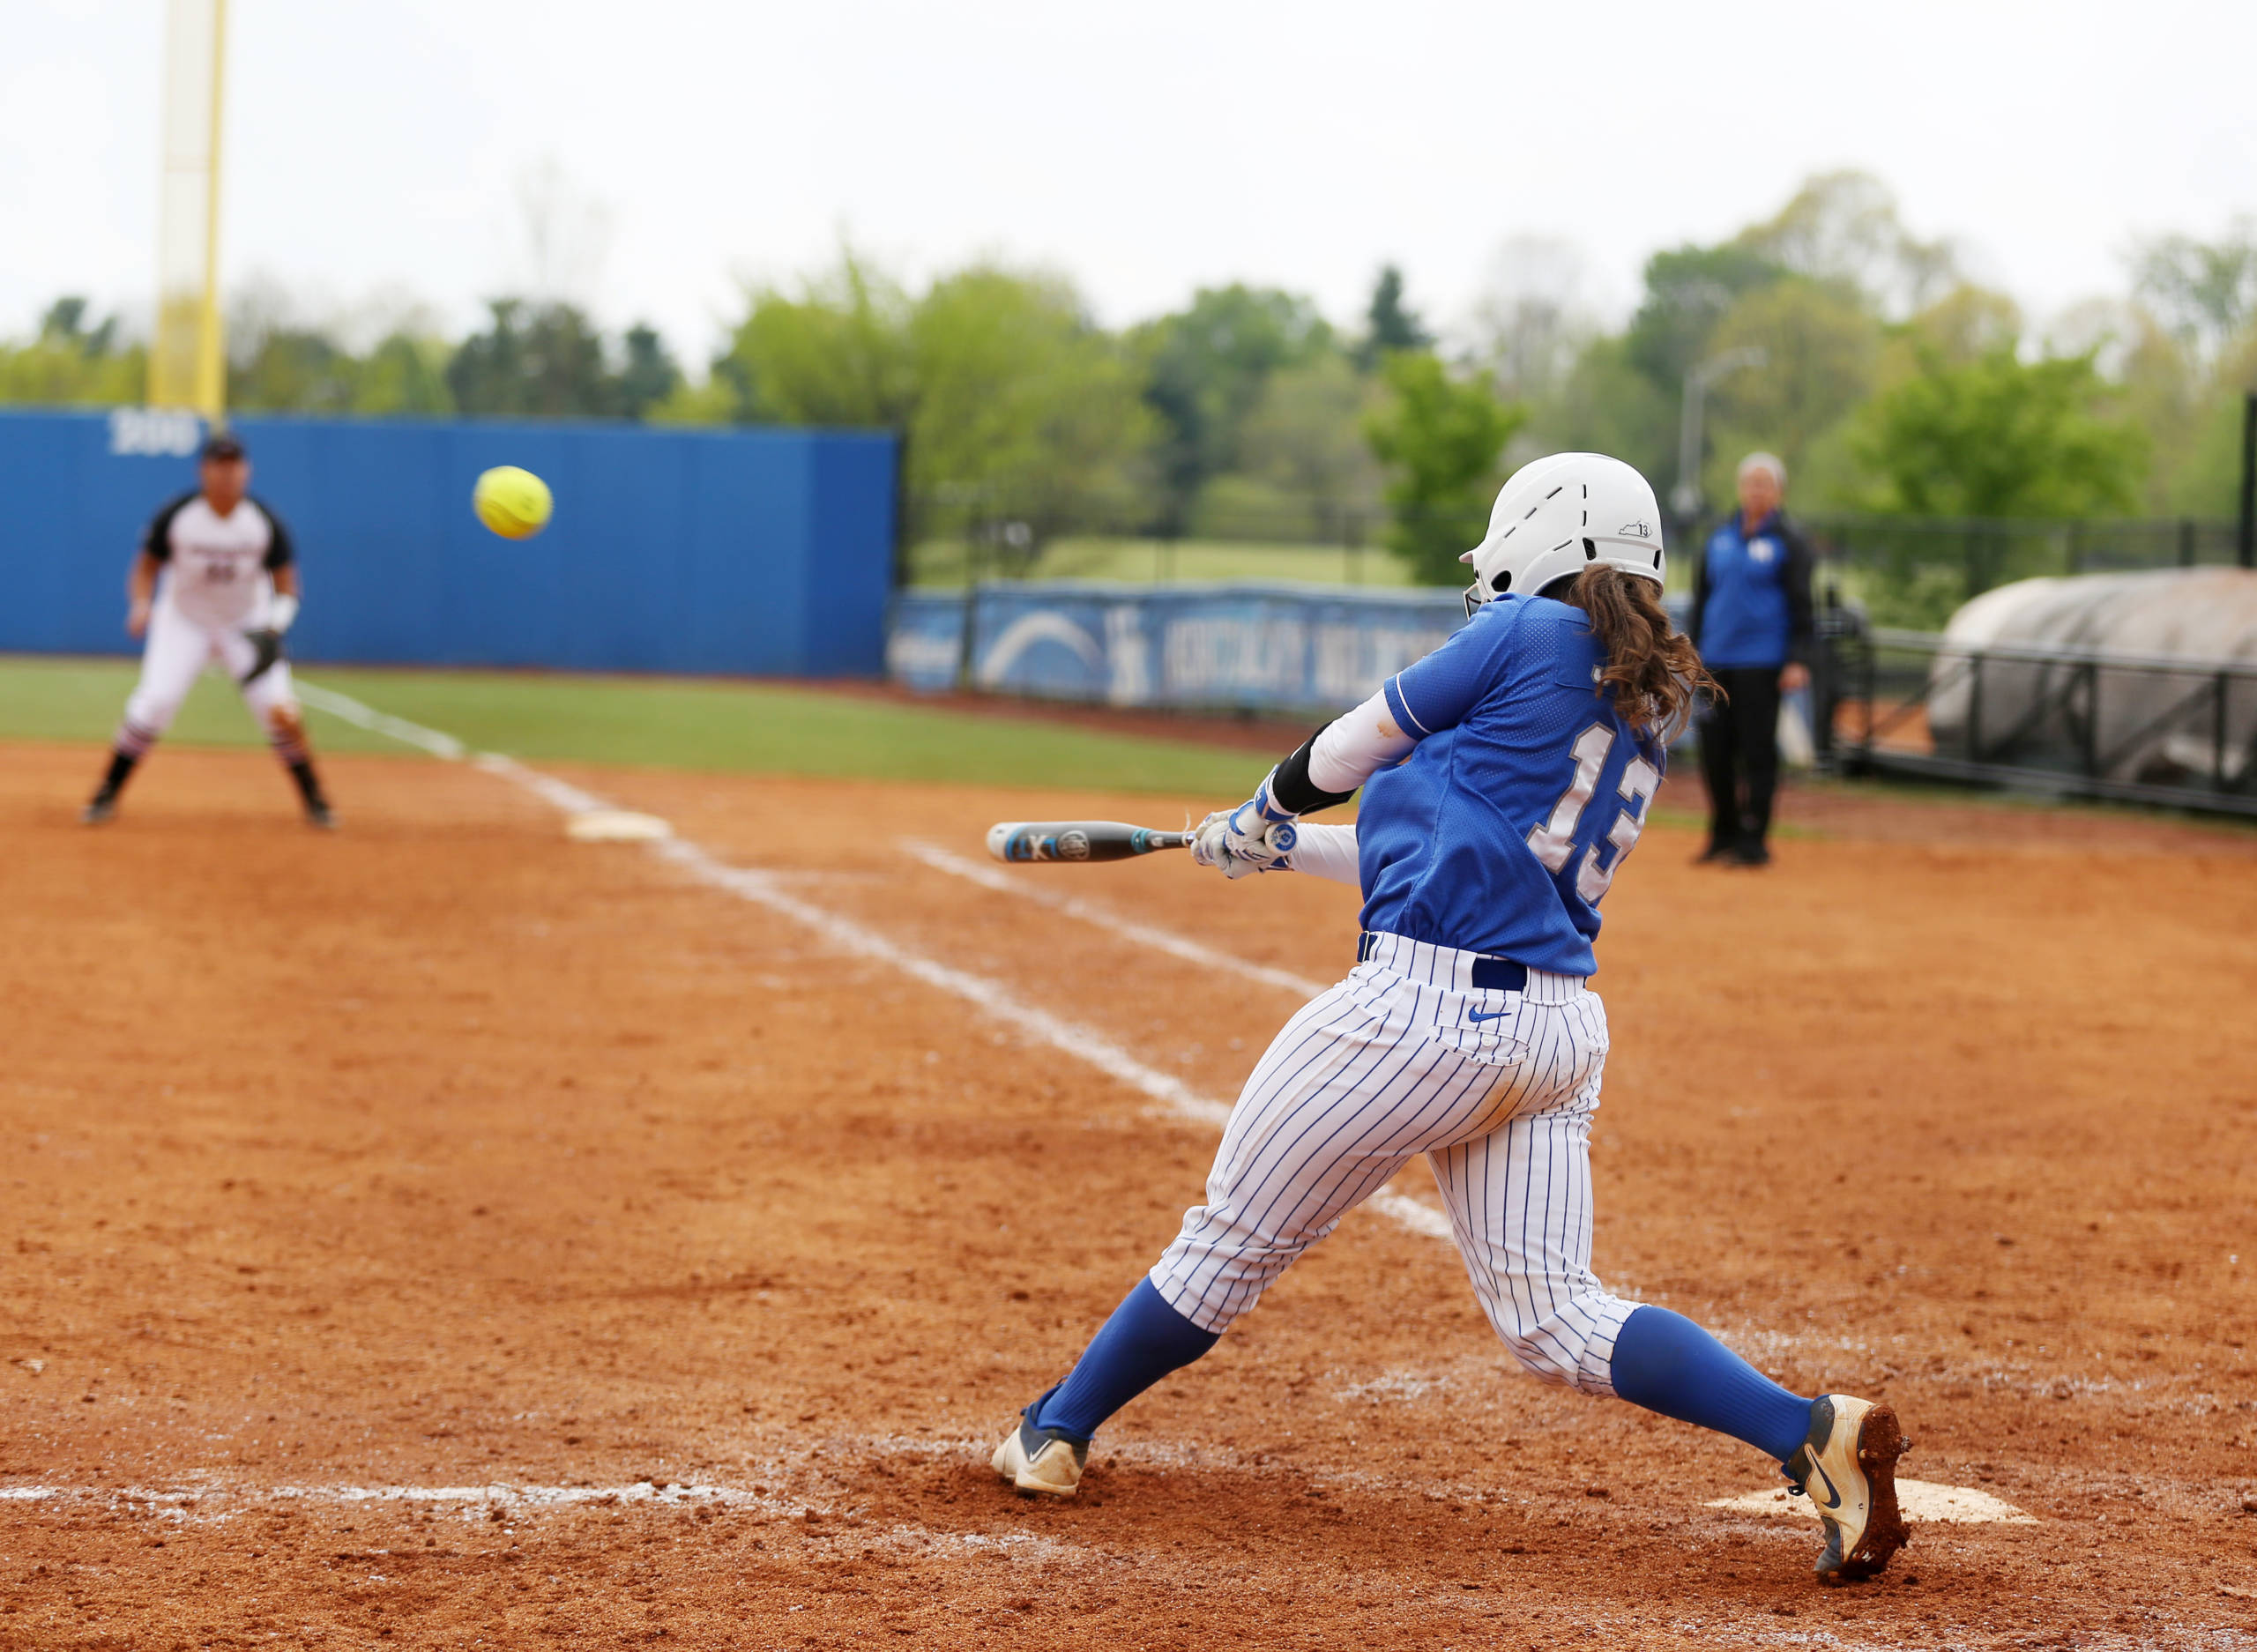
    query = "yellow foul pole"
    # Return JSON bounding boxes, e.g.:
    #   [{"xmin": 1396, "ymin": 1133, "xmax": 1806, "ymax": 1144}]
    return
[
  {"xmin": 194, "ymin": 0, "xmax": 229, "ymax": 422},
  {"xmin": 151, "ymin": 0, "xmax": 228, "ymax": 417}
]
